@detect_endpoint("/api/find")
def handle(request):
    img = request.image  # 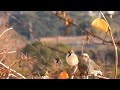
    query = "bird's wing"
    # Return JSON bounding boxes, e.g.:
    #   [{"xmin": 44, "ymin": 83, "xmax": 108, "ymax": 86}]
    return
[
  {"xmin": 78, "ymin": 61, "xmax": 90, "ymax": 75},
  {"xmin": 89, "ymin": 59, "xmax": 100, "ymax": 70},
  {"xmin": 66, "ymin": 54, "xmax": 79, "ymax": 66}
]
